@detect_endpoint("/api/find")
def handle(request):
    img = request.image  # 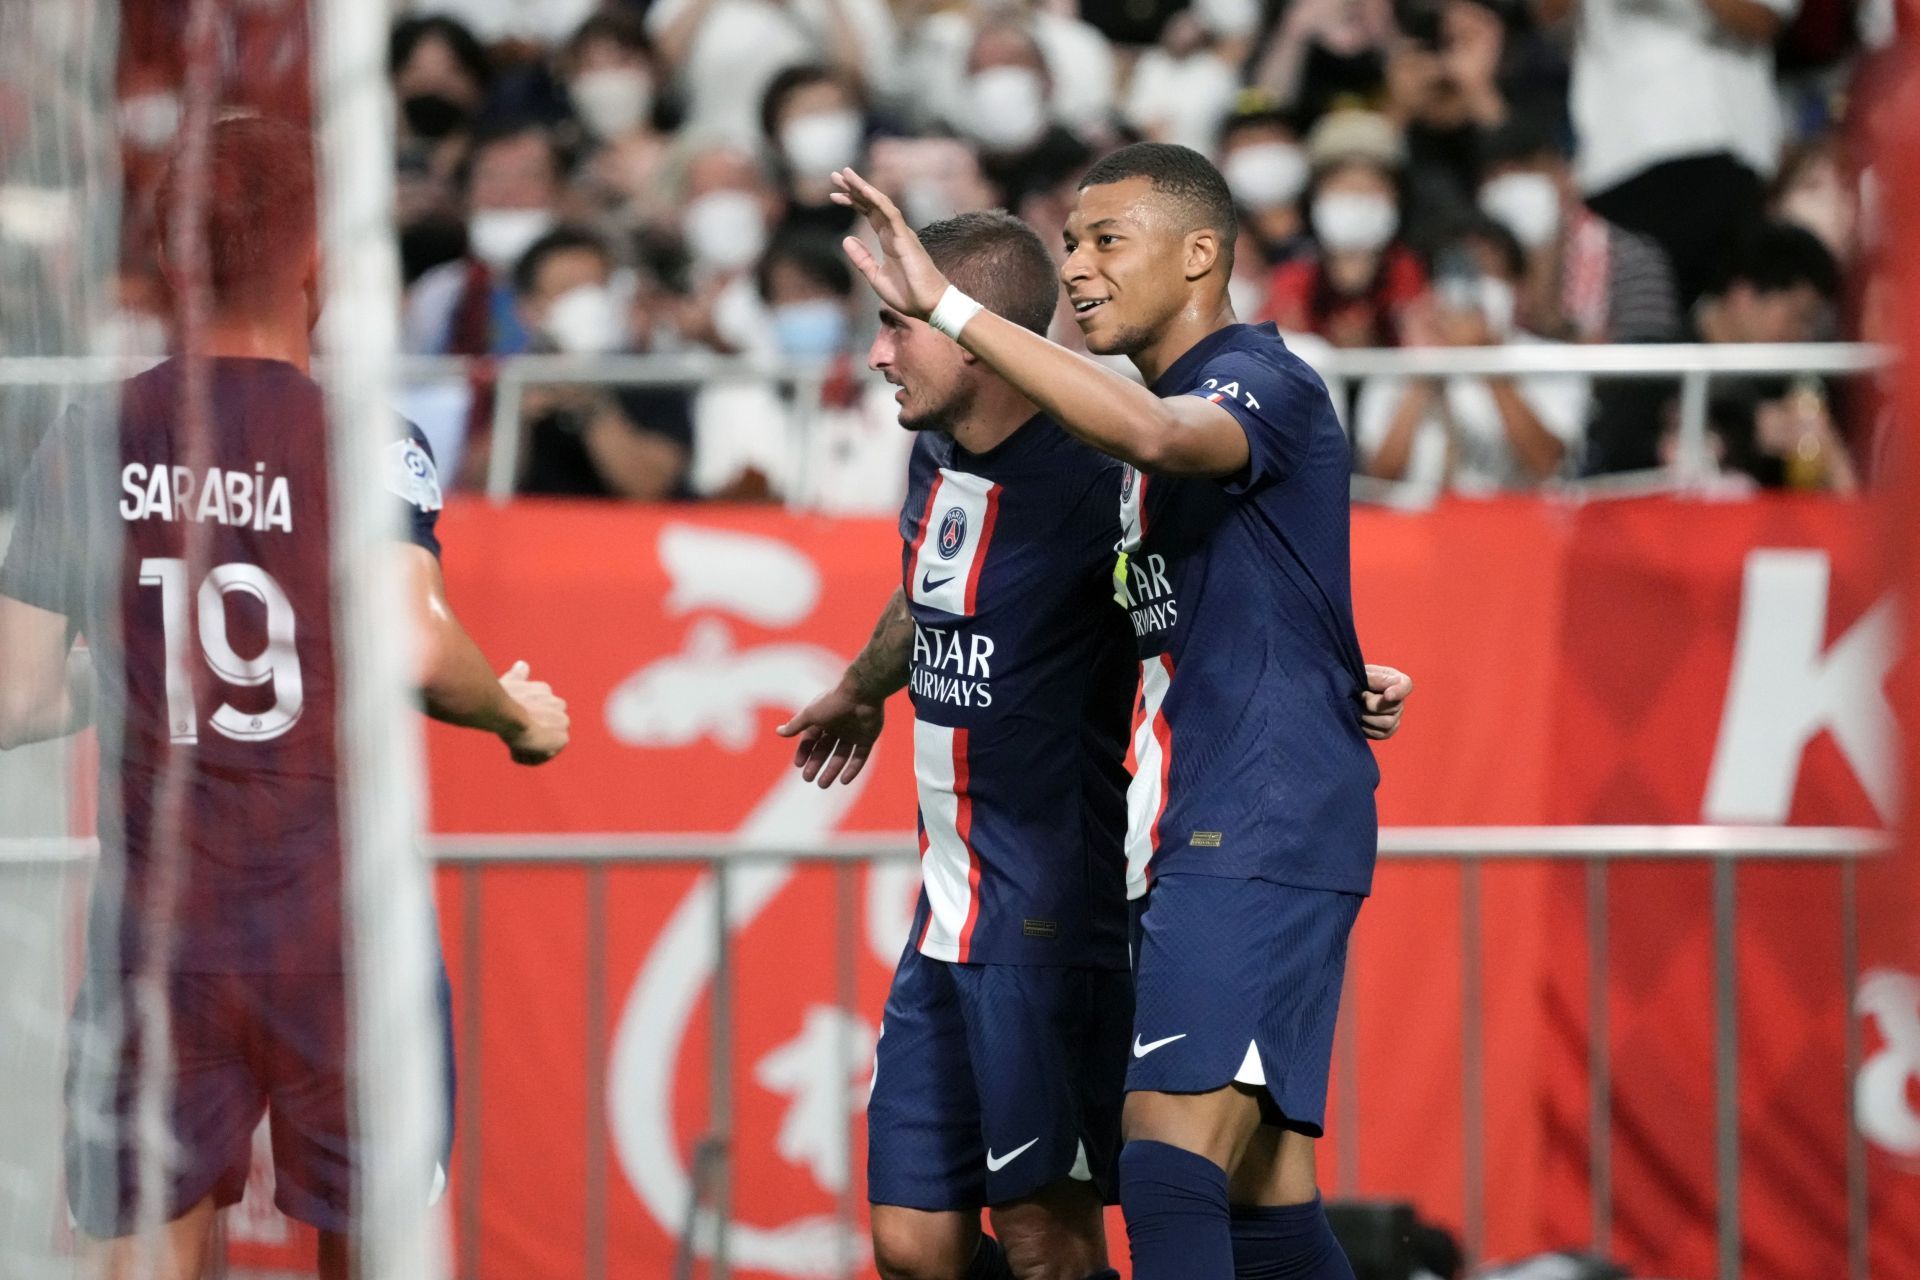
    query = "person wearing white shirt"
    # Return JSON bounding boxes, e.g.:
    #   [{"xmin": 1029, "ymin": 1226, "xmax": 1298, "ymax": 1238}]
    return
[
  {"xmin": 1357, "ymin": 221, "xmax": 1590, "ymax": 495},
  {"xmin": 1542, "ymin": 0, "xmax": 1796, "ymax": 304}
]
